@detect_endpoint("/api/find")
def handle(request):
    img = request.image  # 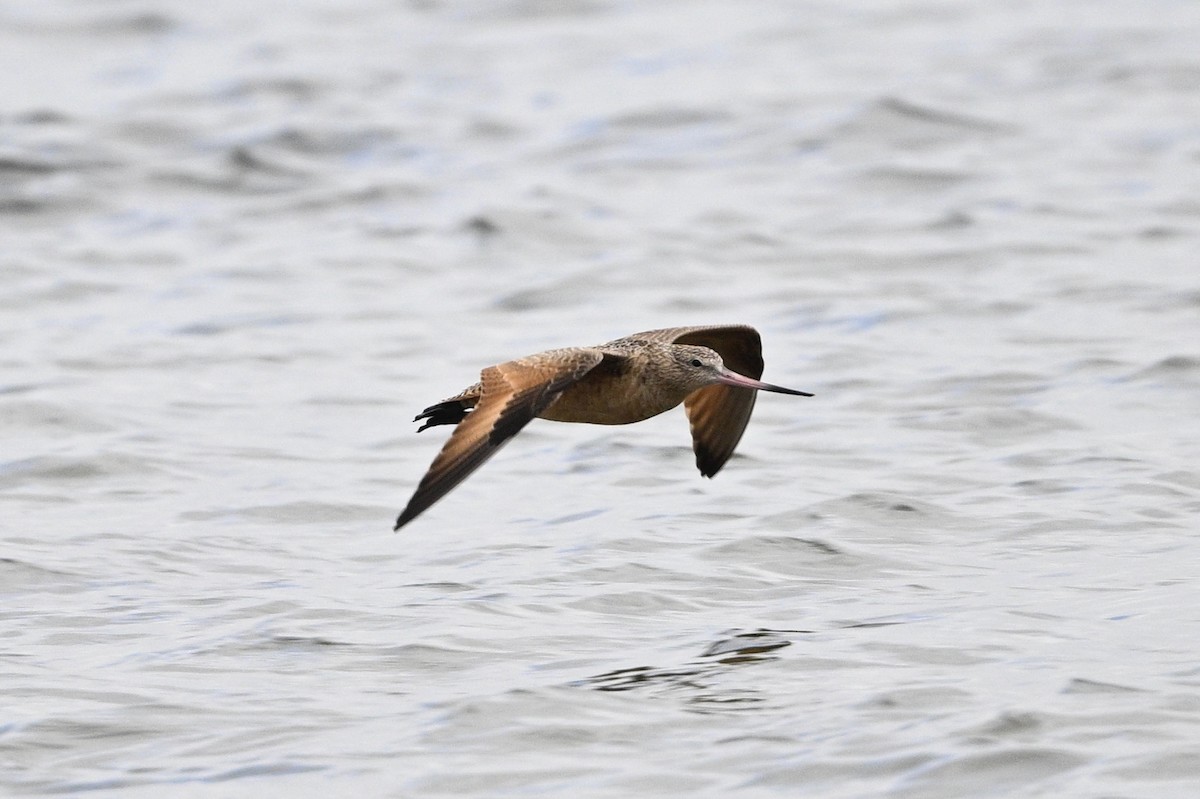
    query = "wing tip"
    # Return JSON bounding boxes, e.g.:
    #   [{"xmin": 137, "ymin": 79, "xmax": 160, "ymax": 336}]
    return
[
  {"xmin": 696, "ymin": 453, "xmax": 727, "ymax": 478},
  {"xmin": 394, "ymin": 498, "xmax": 426, "ymax": 530}
]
